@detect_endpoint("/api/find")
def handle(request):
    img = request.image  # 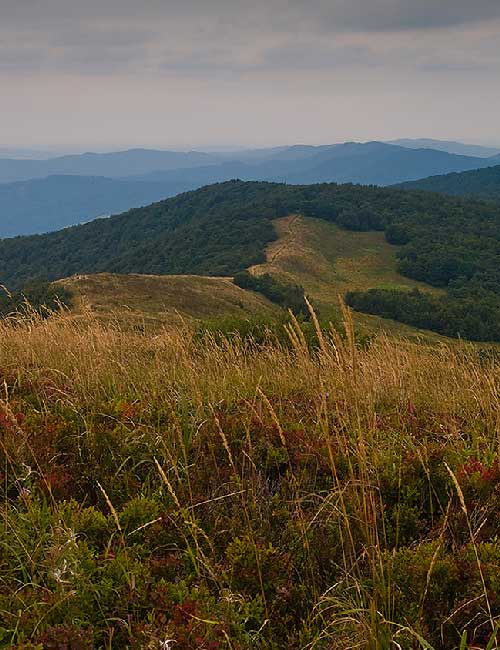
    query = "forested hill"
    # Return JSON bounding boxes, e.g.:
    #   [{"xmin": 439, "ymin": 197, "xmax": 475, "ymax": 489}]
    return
[
  {"xmin": 1, "ymin": 180, "xmax": 499, "ymax": 340},
  {"xmin": 397, "ymin": 164, "xmax": 500, "ymax": 201}
]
